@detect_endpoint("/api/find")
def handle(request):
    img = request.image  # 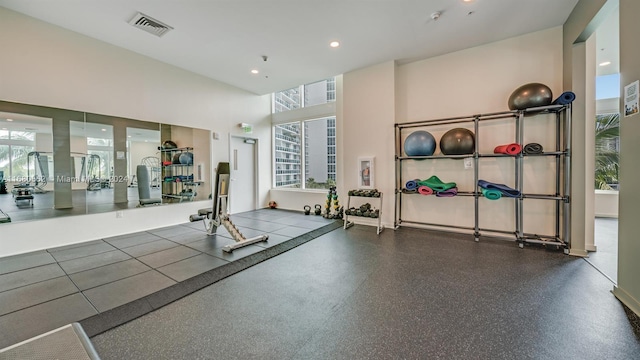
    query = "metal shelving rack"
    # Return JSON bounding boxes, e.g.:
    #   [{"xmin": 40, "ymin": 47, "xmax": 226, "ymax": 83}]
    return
[
  {"xmin": 161, "ymin": 147, "xmax": 199, "ymax": 203},
  {"xmin": 394, "ymin": 104, "xmax": 571, "ymax": 252}
]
